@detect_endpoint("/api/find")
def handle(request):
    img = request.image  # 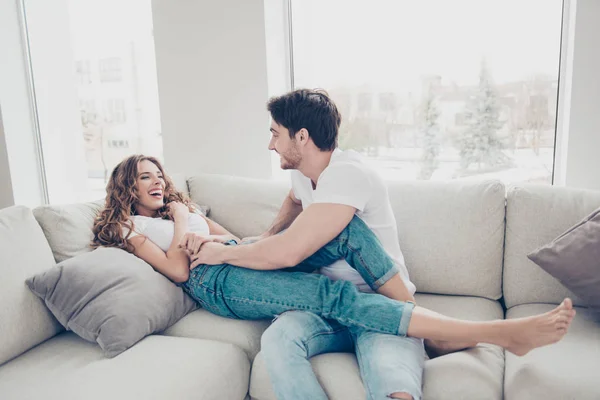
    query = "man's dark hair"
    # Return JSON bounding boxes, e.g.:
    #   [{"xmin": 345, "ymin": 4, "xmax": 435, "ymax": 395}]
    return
[{"xmin": 267, "ymin": 89, "xmax": 341, "ymax": 151}]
